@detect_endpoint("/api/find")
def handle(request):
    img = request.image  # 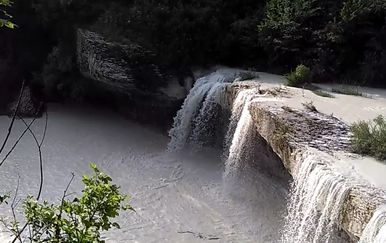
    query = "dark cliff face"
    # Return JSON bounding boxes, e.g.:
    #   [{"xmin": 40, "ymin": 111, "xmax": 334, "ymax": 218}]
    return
[
  {"xmin": 0, "ymin": 1, "xmax": 194, "ymax": 125},
  {"xmin": 1, "ymin": 0, "xmax": 386, "ymax": 121}
]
